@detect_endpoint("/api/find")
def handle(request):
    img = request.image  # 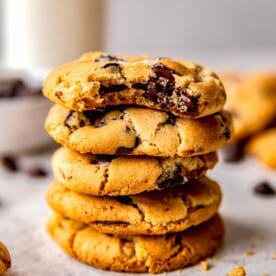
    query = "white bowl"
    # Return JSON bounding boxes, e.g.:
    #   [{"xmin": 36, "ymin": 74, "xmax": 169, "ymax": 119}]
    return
[
  {"xmin": 0, "ymin": 68, "xmax": 53, "ymax": 154},
  {"xmin": 0, "ymin": 97, "xmax": 52, "ymax": 154}
]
